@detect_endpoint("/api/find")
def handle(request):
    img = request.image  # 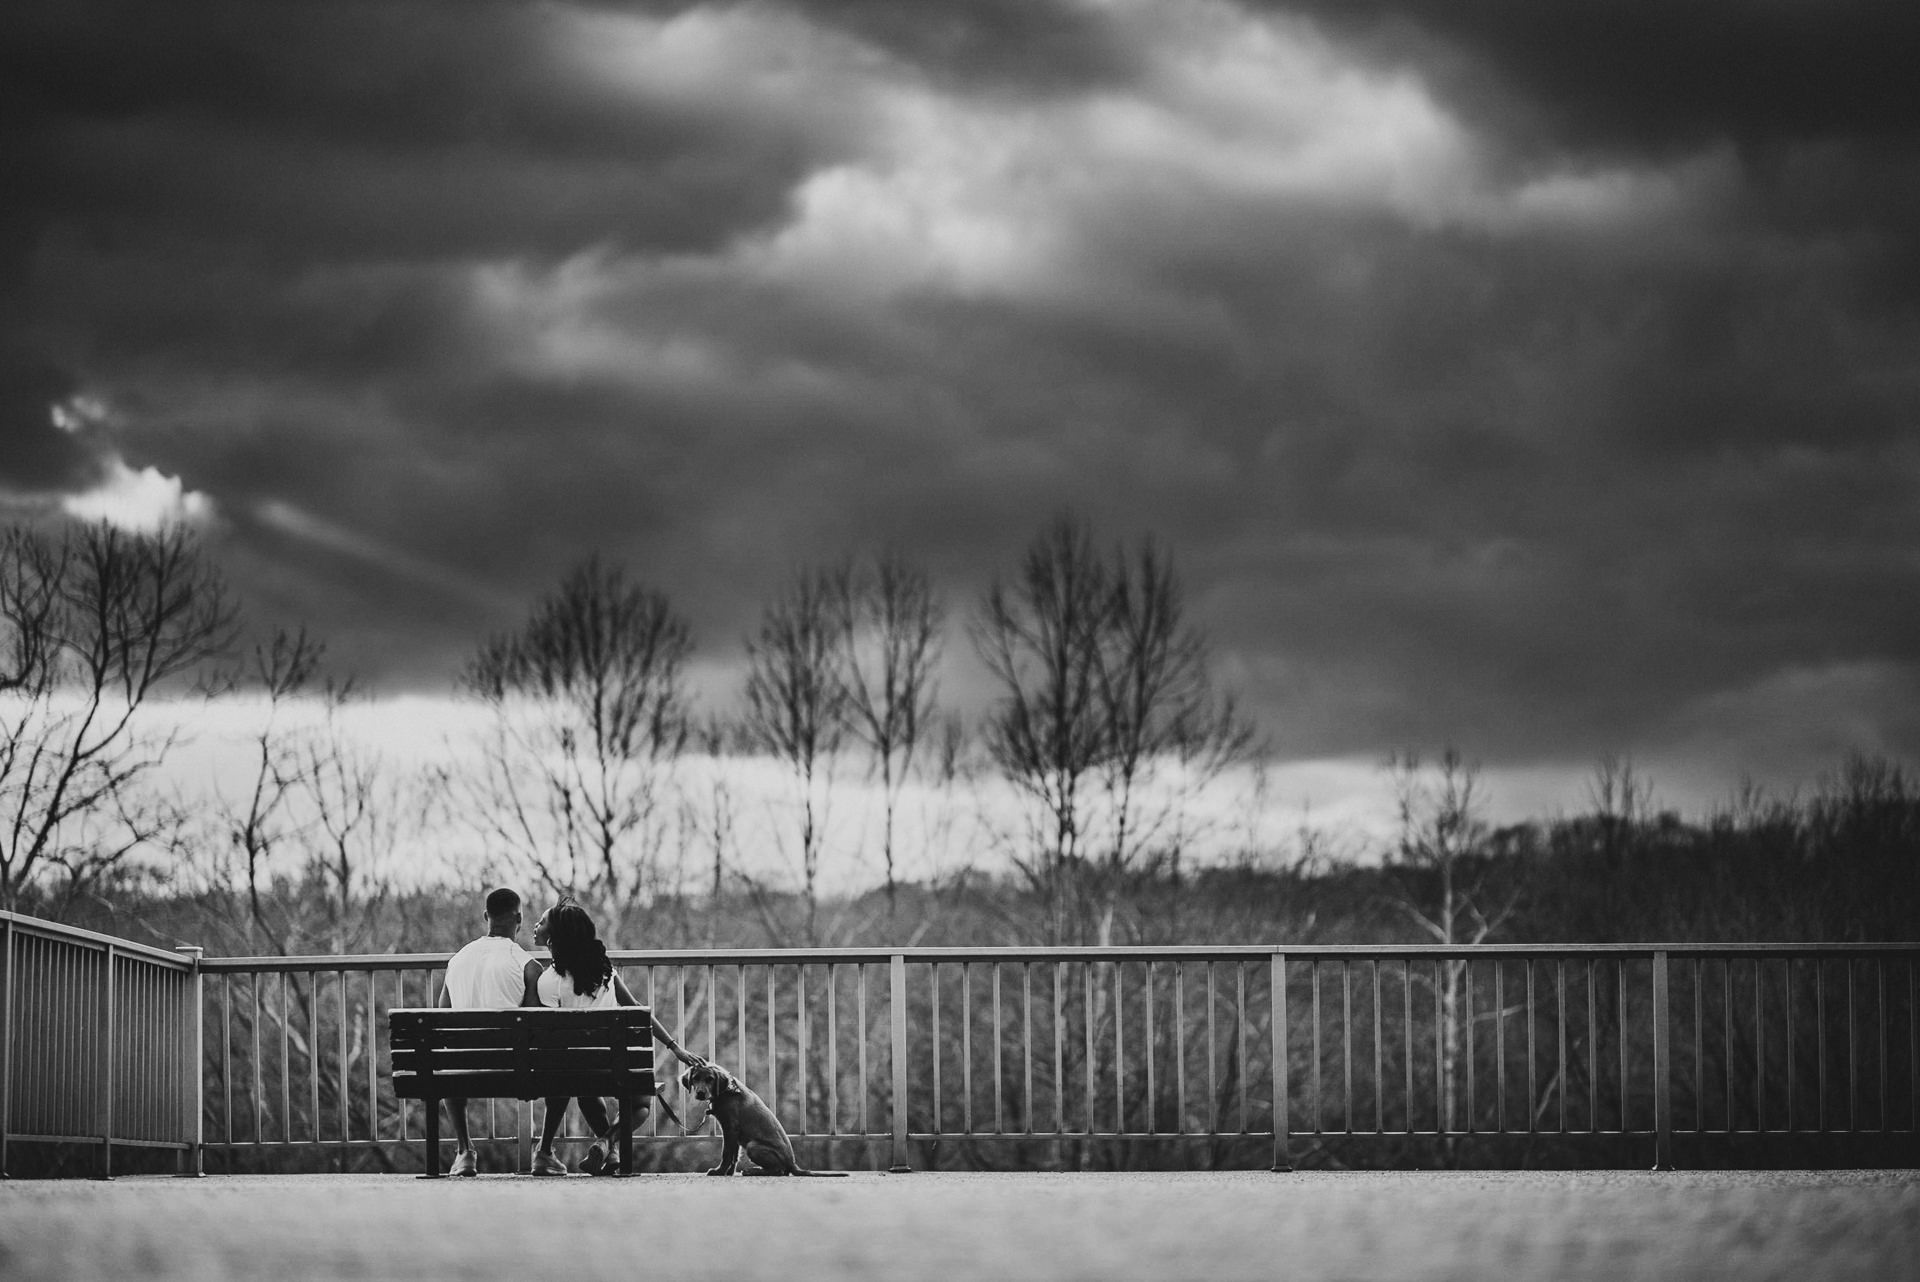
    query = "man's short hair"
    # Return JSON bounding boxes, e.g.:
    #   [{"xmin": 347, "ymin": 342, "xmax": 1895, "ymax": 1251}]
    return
[{"xmin": 484, "ymin": 886, "xmax": 521, "ymax": 918}]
